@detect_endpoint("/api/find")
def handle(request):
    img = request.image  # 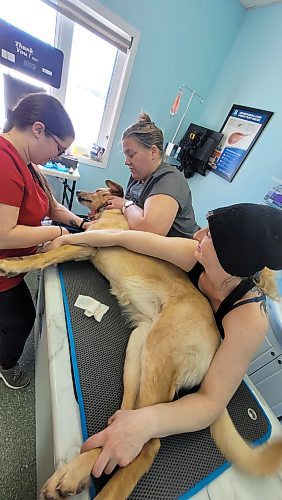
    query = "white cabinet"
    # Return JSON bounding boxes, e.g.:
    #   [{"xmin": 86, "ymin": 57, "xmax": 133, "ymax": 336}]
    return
[{"xmin": 247, "ymin": 299, "xmax": 282, "ymax": 418}]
